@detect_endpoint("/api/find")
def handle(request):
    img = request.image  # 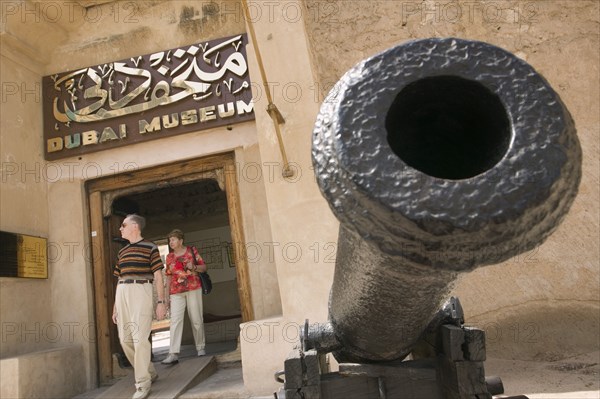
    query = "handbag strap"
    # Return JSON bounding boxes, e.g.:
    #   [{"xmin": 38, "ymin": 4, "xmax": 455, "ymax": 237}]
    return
[
  {"xmin": 189, "ymin": 246, "xmax": 203, "ymax": 268},
  {"xmin": 188, "ymin": 246, "xmax": 196, "ymax": 265}
]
